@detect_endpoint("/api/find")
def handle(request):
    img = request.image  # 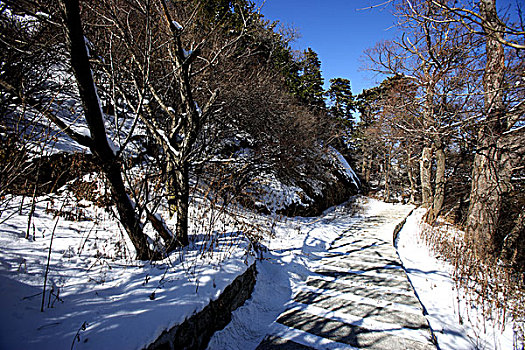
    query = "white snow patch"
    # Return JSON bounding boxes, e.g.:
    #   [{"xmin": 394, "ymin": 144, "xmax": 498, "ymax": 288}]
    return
[
  {"xmin": 396, "ymin": 209, "xmax": 518, "ymax": 350},
  {"xmin": 329, "ymin": 146, "xmax": 360, "ymax": 188},
  {"xmin": 172, "ymin": 21, "xmax": 183, "ymax": 30},
  {"xmin": 250, "ymin": 172, "xmax": 310, "ymax": 214},
  {"xmin": 0, "ymin": 189, "xmax": 254, "ymax": 350}
]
